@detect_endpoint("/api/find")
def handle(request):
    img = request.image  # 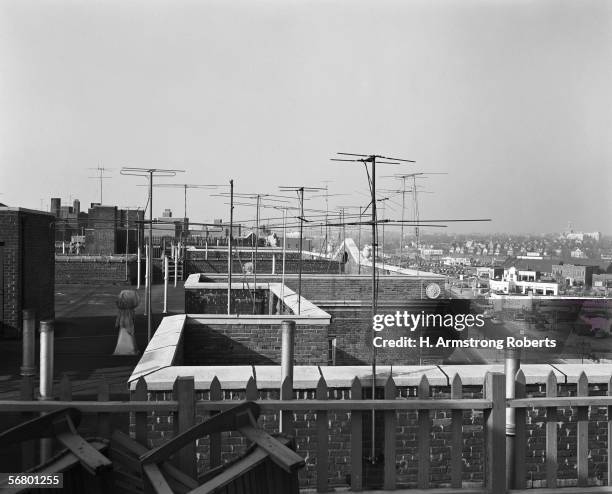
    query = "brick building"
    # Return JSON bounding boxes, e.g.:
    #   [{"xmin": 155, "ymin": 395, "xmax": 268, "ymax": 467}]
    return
[
  {"xmin": 85, "ymin": 204, "xmax": 144, "ymax": 255},
  {"xmin": 0, "ymin": 207, "xmax": 55, "ymax": 338},
  {"xmin": 551, "ymin": 263, "xmax": 595, "ymax": 287}
]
